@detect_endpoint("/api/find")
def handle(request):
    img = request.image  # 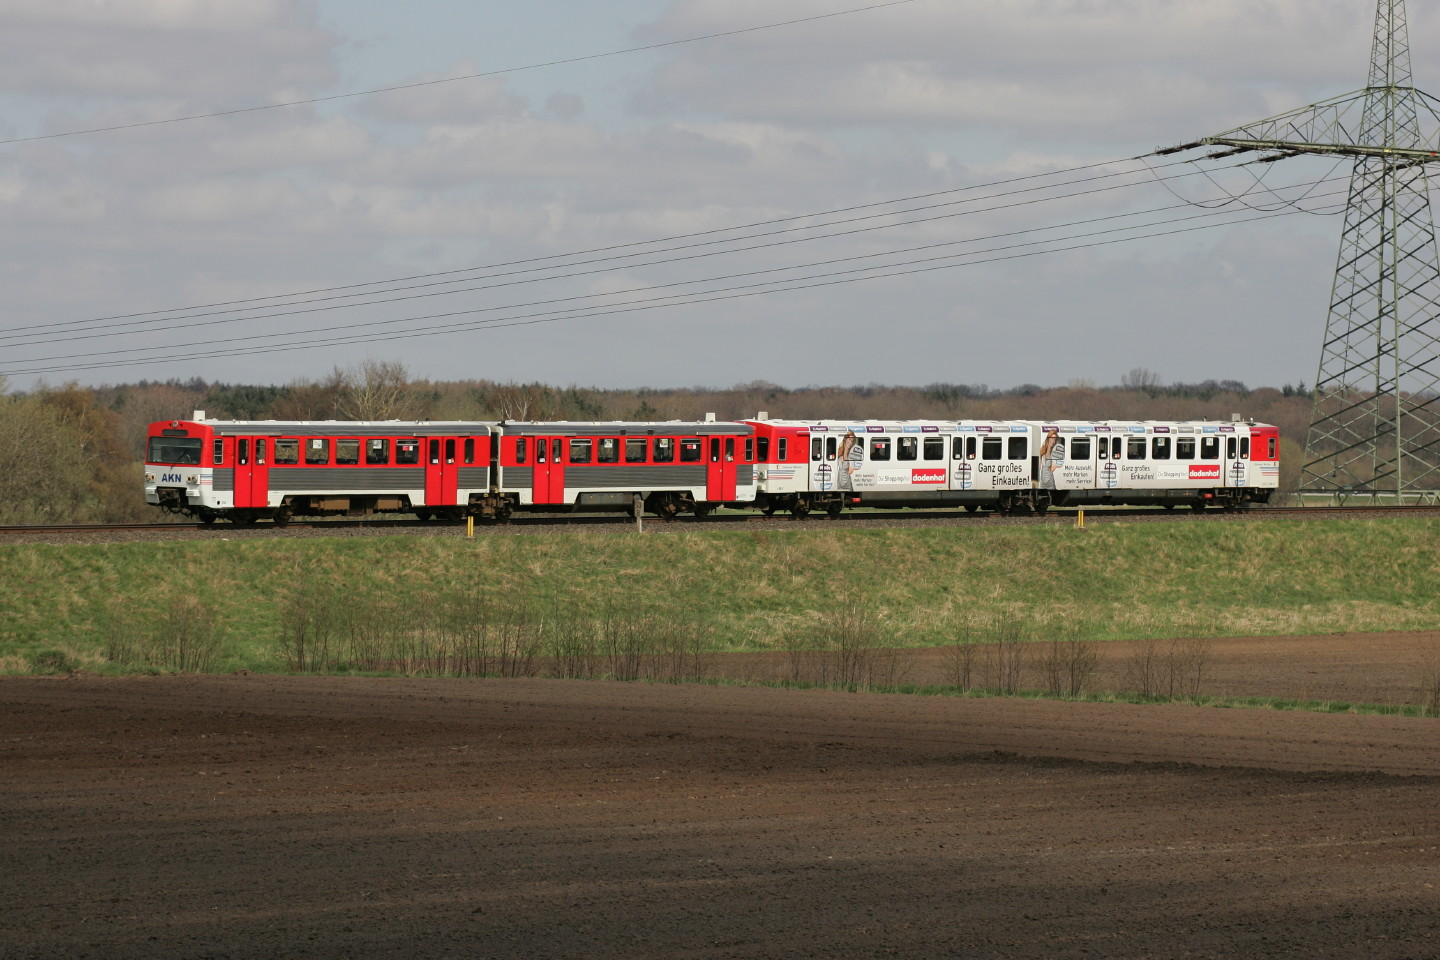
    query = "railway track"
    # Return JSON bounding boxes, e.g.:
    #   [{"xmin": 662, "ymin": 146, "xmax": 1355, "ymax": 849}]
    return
[{"xmin": 2, "ymin": 503, "xmax": 1436, "ymax": 539}]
